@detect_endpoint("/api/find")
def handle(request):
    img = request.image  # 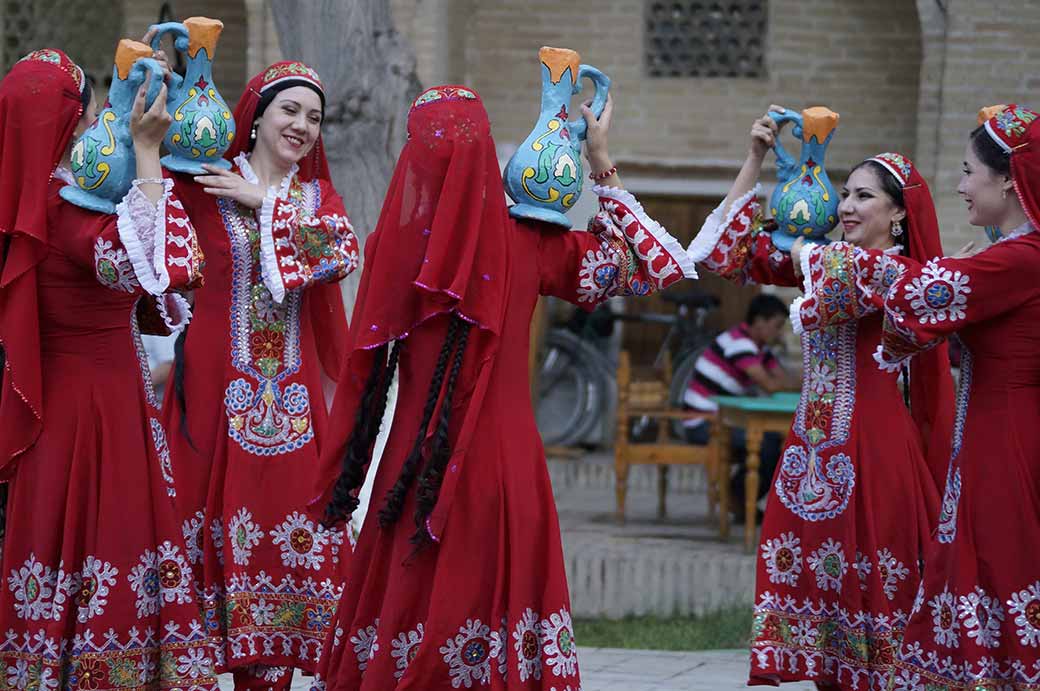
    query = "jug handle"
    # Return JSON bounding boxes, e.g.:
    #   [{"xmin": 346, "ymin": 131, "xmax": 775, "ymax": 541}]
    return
[
  {"xmin": 767, "ymin": 109, "xmax": 804, "ymax": 181},
  {"xmin": 127, "ymin": 57, "xmax": 166, "ymax": 112},
  {"xmin": 149, "ymin": 21, "xmax": 190, "ymax": 54},
  {"xmin": 567, "ymin": 65, "xmax": 611, "ymax": 141}
]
